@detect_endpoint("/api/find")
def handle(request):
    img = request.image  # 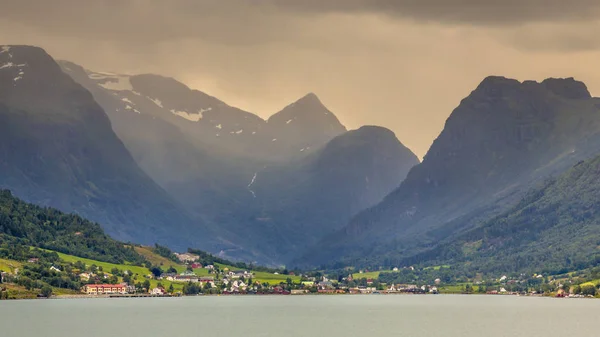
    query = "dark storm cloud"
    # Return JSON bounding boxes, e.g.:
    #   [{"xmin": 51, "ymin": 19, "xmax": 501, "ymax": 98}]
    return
[{"xmin": 270, "ymin": 0, "xmax": 600, "ymax": 24}]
